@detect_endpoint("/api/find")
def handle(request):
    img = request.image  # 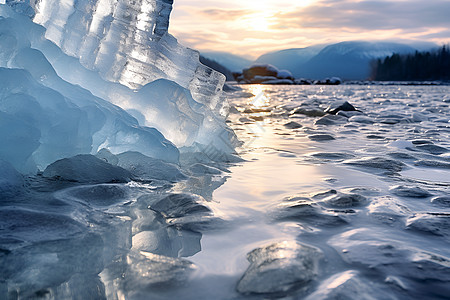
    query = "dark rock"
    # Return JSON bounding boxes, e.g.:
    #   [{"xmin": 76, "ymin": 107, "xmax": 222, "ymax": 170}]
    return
[
  {"xmin": 284, "ymin": 121, "xmax": 302, "ymax": 129},
  {"xmin": 411, "ymin": 139, "xmax": 433, "ymax": 145},
  {"xmin": 315, "ymin": 77, "xmax": 342, "ymax": 85},
  {"xmin": 295, "ymin": 78, "xmax": 313, "ymax": 85},
  {"xmin": 325, "ymin": 101, "xmax": 357, "ymax": 115},
  {"xmin": 232, "ymin": 72, "xmax": 243, "ymax": 81},
  {"xmin": 308, "ymin": 134, "xmax": 335, "ymax": 141},
  {"xmin": 243, "ymin": 64, "xmax": 279, "ymax": 81}
]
